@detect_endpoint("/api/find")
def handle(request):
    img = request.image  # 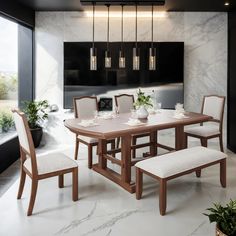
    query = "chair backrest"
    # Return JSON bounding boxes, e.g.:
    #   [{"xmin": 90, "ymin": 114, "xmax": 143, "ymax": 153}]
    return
[
  {"xmin": 114, "ymin": 94, "xmax": 134, "ymax": 113},
  {"xmin": 201, "ymin": 95, "xmax": 225, "ymax": 128},
  {"xmin": 12, "ymin": 109, "xmax": 38, "ymax": 175},
  {"xmin": 73, "ymin": 96, "xmax": 98, "ymax": 119}
]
